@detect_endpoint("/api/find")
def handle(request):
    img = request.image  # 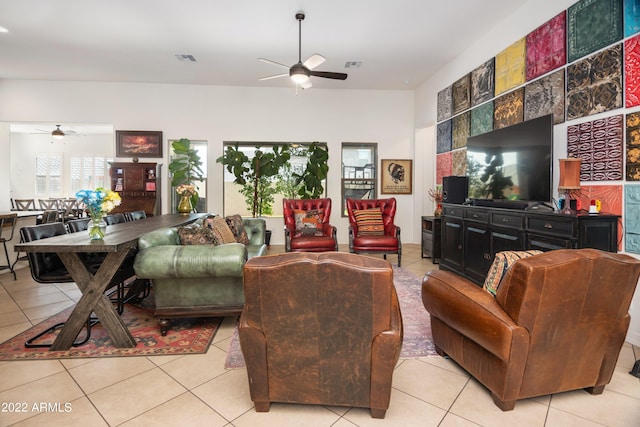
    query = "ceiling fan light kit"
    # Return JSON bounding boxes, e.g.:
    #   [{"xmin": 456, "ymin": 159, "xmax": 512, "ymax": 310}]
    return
[
  {"xmin": 52, "ymin": 125, "xmax": 65, "ymax": 139},
  {"xmin": 258, "ymin": 11, "xmax": 348, "ymax": 90}
]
